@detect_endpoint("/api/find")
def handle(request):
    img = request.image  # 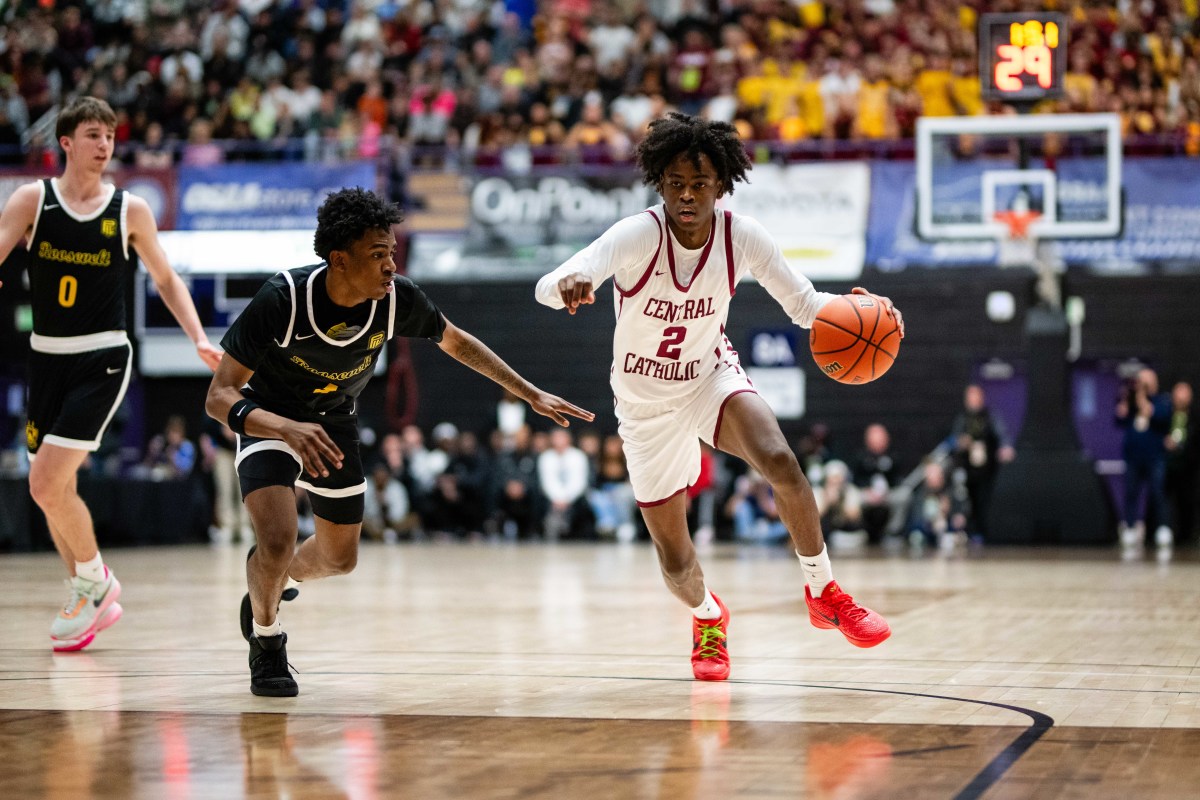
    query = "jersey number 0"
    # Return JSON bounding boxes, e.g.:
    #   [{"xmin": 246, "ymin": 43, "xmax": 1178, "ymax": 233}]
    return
[{"xmin": 58, "ymin": 275, "xmax": 78, "ymax": 308}]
